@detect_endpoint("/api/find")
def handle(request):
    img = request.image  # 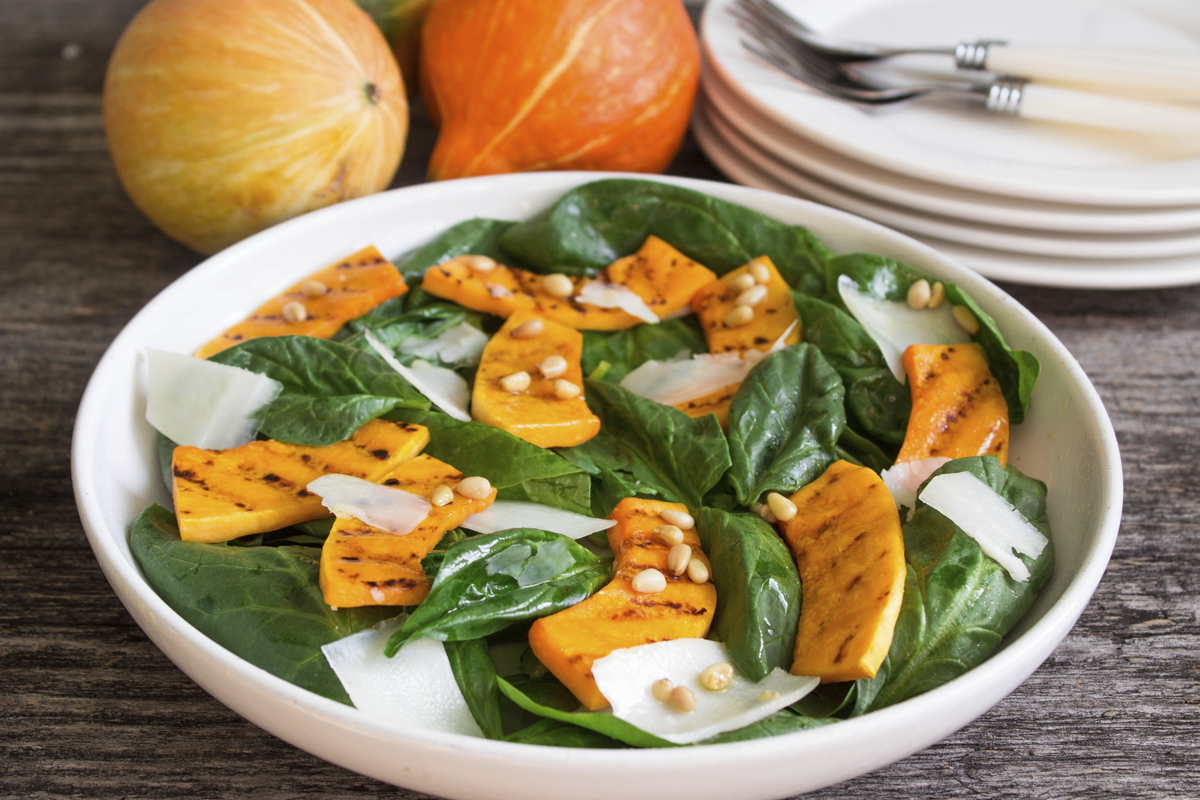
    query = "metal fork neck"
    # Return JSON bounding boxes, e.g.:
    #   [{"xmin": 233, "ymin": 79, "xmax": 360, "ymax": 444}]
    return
[
  {"xmin": 984, "ymin": 79, "xmax": 1027, "ymax": 114},
  {"xmin": 955, "ymin": 40, "xmax": 1008, "ymax": 70}
]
